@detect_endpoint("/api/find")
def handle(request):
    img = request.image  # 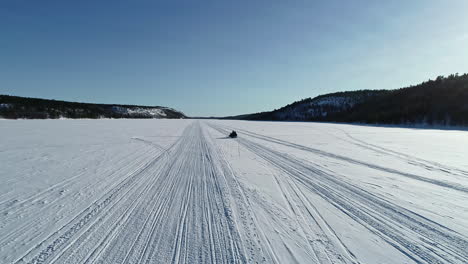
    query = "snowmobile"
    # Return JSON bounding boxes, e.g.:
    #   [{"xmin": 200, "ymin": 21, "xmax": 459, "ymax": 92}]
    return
[{"xmin": 229, "ymin": 131, "xmax": 237, "ymax": 138}]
